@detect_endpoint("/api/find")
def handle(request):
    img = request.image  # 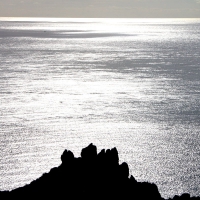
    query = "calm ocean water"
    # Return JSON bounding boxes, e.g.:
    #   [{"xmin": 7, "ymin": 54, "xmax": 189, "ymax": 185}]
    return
[{"xmin": 0, "ymin": 18, "xmax": 199, "ymax": 198}]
